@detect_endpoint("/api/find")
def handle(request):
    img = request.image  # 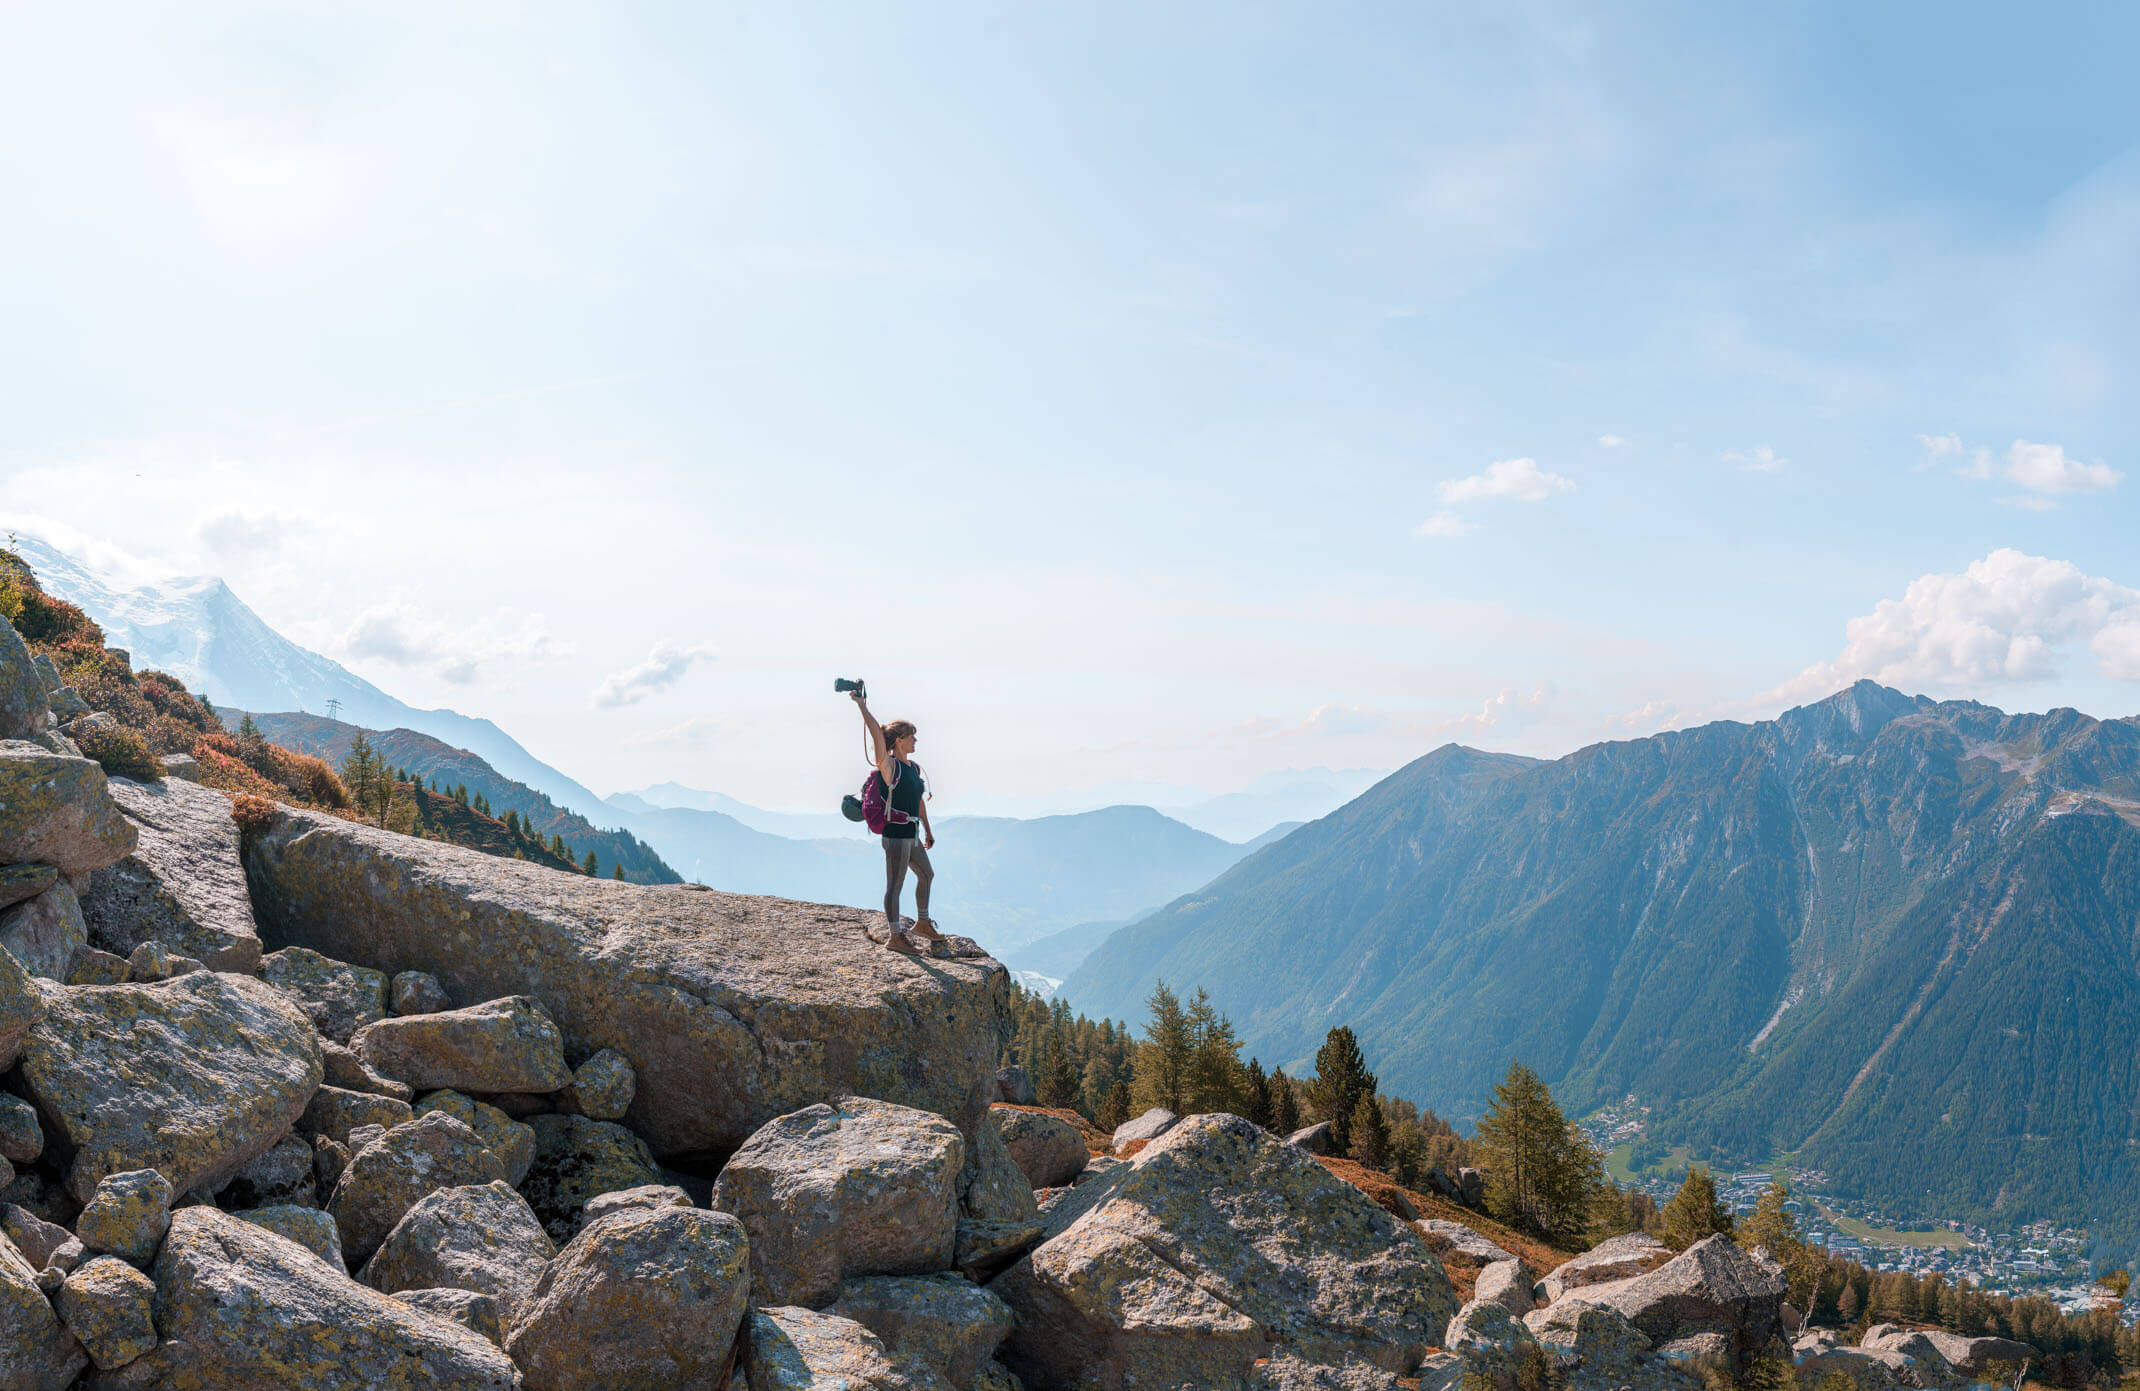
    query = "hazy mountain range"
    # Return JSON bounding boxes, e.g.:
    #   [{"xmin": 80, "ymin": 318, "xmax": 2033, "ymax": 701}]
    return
[{"xmin": 1064, "ymin": 681, "xmax": 2140, "ymax": 1252}]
